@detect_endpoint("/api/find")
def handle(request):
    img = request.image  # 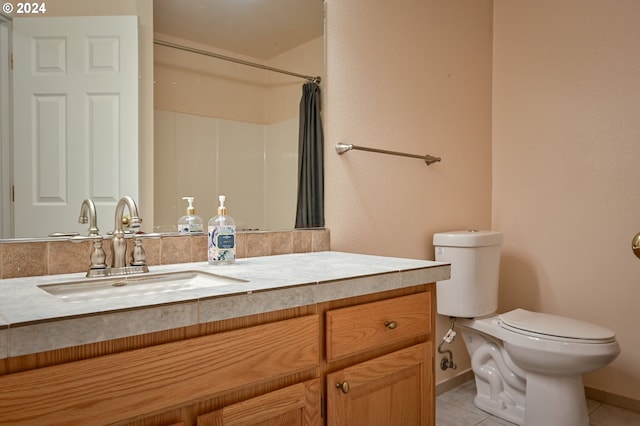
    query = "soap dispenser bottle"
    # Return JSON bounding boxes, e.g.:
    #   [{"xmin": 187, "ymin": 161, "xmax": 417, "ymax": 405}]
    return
[
  {"xmin": 178, "ymin": 196, "xmax": 204, "ymax": 234},
  {"xmin": 208, "ymin": 195, "xmax": 236, "ymax": 264}
]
